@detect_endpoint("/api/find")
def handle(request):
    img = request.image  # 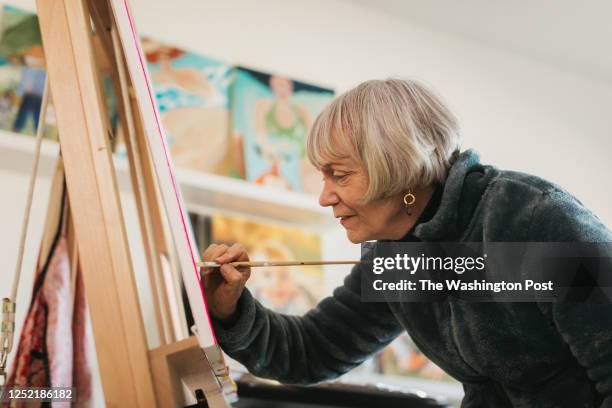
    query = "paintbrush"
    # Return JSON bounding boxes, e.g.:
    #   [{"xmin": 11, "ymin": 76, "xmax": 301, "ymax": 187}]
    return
[{"xmin": 197, "ymin": 260, "xmax": 363, "ymax": 274}]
